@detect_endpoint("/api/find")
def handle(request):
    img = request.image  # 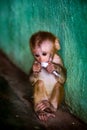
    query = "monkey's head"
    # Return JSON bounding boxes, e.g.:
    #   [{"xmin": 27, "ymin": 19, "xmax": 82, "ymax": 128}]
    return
[{"xmin": 29, "ymin": 31, "xmax": 60, "ymax": 63}]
